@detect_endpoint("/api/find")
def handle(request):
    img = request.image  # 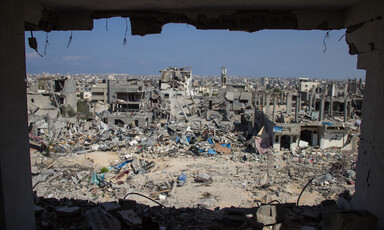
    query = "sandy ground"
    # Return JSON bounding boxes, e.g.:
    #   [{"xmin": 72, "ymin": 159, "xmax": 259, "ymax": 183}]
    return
[
  {"xmin": 31, "ymin": 150, "xmax": 346, "ymax": 210},
  {"xmin": 128, "ymin": 156, "xmax": 326, "ymax": 208}
]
